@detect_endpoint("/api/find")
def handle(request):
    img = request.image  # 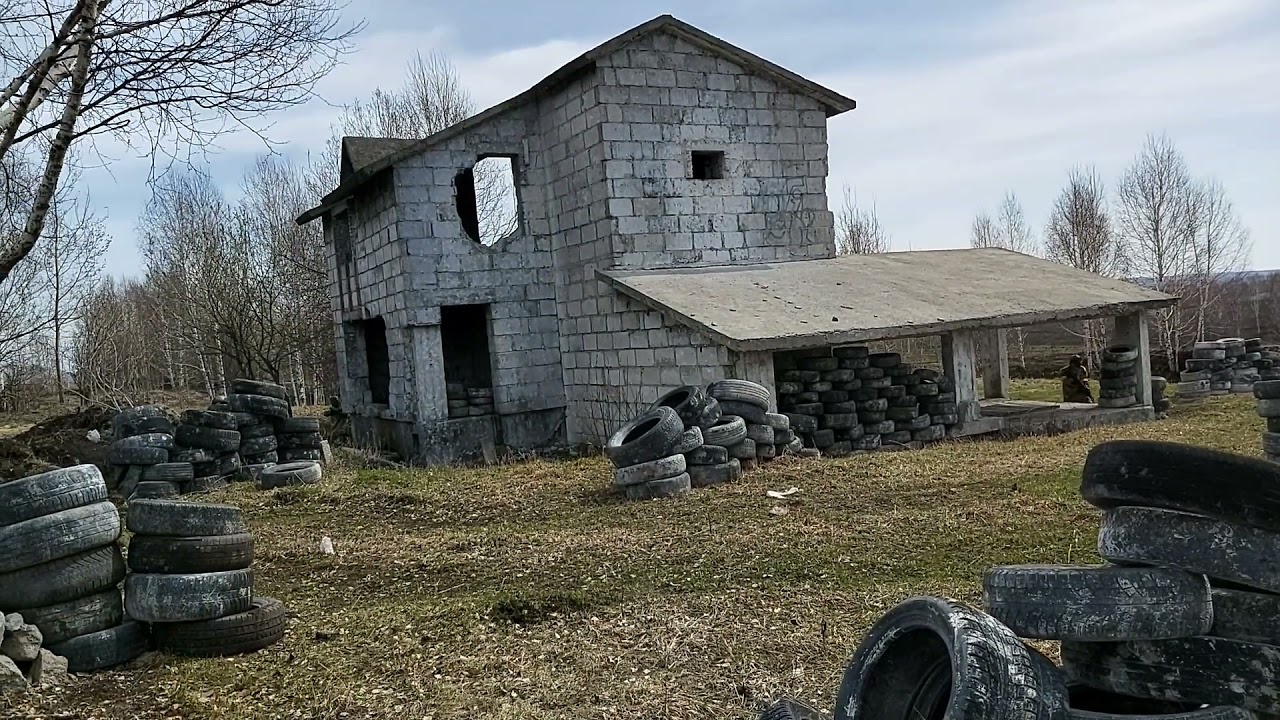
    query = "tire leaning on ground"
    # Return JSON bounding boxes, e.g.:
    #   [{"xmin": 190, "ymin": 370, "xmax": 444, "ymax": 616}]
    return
[
  {"xmin": 128, "ymin": 533, "xmax": 254, "ymax": 574},
  {"xmin": 613, "ymin": 454, "xmax": 686, "ymax": 487},
  {"xmin": 0, "ymin": 464, "xmax": 106, "ymax": 526},
  {"xmin": 982, "ymin": 565, "xmax": 1212, "ymax": 641},
  {"xmin": 1062, "ymin": 637, "xmax": 1280, "ymax": 715},
  {"xmin": 126, "ymin": 498, "xmax": 247, "ymax": 537},
  {"xmin": 1098, "ymin": 506, "xmax": 1280, "ymax": 593},
  {"xmin": 604, "ymin": 406, "xmax": 685, "ymax": 468},
  {"xmin": 258, "ymin": 461, "xmax": 323, "ymax": 490},
  {"xmin": 126, "ymin": 568, "xmax": 254, "ymax": 622},
  {"xmin": 834, "ymin": 596, "xmax": 1068, "ymax": 719},
  {"xmin": 706, "ymin": 379, "xmax": 770, "ymax": 409},
  {"xmin": 15, "ymin": 588, "xmax": 124, "ymax": 645},
  {"xmin": 153, "ymin": 596, "xmax": 286, "ymax": 657},
  {"xmin": 0, "ymin": 544, "xmax": 125, "ymax": 610},
  {"xmin": 0, "ymin": 501, "xmax": 121, "ymax": 573},
  {"xmin": 47, "ymin": 620, "xmax": 149, "ymax": 673},
  {"xmin": 1082, "ymin": 440, "xmax": 1280, "ymax": 531},
  {"xmin": 651, "ymin": 385, "xmax": 709, "ymax": 426},
  {"xmin": 688, "ymin": 459, "xmax": 742, "ymax": 488}
]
